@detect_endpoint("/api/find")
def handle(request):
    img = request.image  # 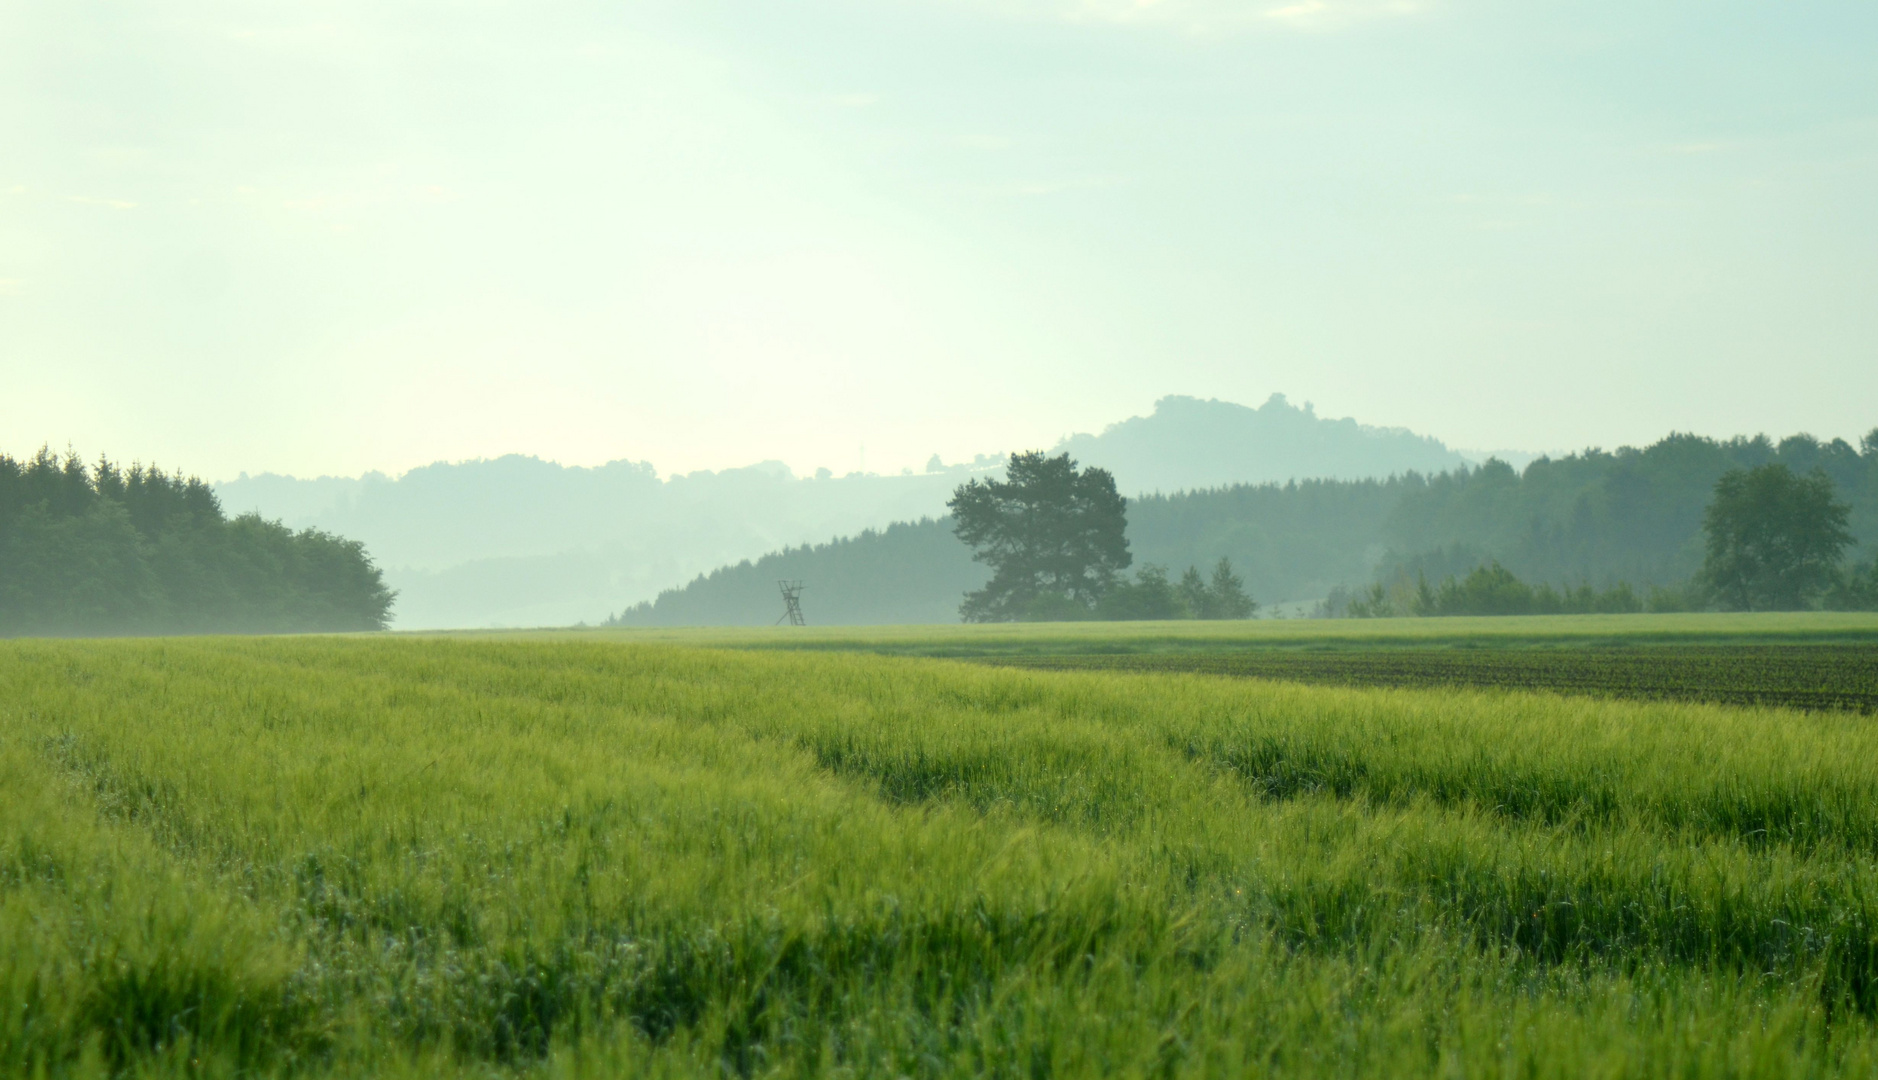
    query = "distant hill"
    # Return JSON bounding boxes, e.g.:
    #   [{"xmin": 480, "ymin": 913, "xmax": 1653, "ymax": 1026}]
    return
[
  {"xmin": 618, "ymin": 429, "xmax": 1878, "ymax": 626},
  {"xmin": 1054, "ymin": 394, "xmax": 1467, "ymax": 495},
  {"xmin": 217, "ymin": 394, "xmax": 1472, "ymax": 628}
]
